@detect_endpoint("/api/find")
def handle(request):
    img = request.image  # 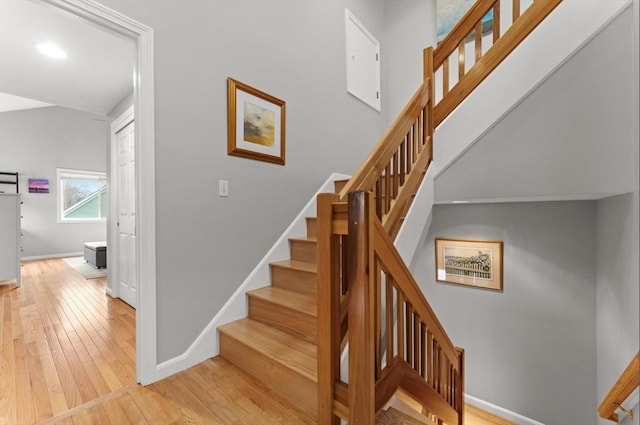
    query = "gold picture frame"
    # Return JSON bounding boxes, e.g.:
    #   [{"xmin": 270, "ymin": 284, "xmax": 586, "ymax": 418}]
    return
[
  {"xmin": 435, "ymin": 238, "xmax": 503, "ymax": 291},
  {"xmin": 227, "ymin": 78, "xmax": 286, "ymax": 165}
]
